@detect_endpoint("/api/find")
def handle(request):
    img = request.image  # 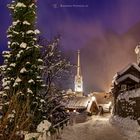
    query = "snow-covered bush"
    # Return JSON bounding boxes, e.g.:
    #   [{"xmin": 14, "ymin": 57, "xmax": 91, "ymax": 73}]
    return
[{"xmin": 37, "ymin": 120, "xmax": 51, "ymax": 133}]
